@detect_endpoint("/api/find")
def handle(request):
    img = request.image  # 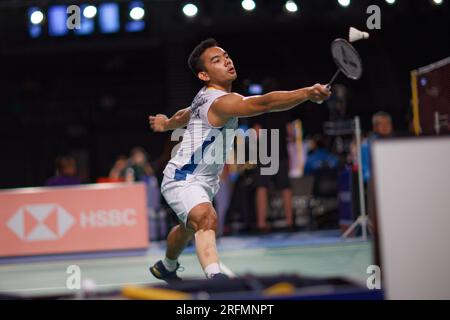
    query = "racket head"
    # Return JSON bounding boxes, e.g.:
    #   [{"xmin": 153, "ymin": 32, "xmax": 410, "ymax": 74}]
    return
[{"xmin": 331, "ymin": 38, "xmax": 363, "ymax": 80}]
